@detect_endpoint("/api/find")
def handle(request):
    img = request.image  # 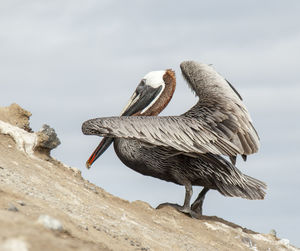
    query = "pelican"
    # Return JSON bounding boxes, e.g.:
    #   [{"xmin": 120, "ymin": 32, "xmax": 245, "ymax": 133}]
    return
[{"xmin": 82, "ymin": 60, "xmax": 266, "ymax": 218}]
